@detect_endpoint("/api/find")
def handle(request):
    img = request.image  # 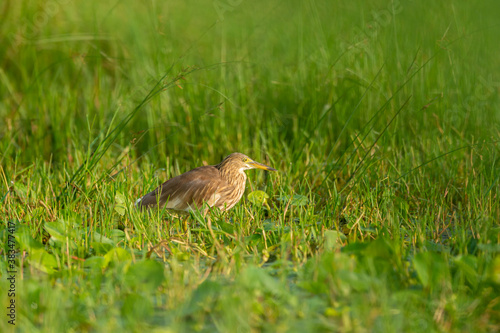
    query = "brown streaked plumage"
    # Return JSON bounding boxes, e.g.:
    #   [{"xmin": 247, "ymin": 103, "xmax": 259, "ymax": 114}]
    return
[{"xmin": 137, "ymin": 152, "xmax": 276, "ymax": 213}]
